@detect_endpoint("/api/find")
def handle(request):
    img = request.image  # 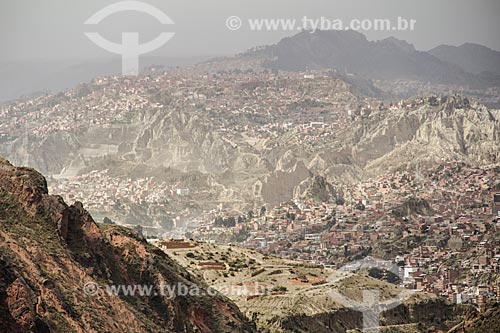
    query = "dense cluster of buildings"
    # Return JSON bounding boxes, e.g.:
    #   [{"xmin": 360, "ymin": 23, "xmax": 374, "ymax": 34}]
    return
[
  {"xmin": 0, "ymin": 76, "xmax": 162, "ymax": 139},
  {"xmin": 189, "ymin": 163, "xmax": 500, "ymax": 308},
  {"xmin": 49, "ymin": 170, "xmax": 176, "ymax": 208},
  {"xmin": 0, "ymin": 67, "xmax": 374, "ymax": 148}
]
